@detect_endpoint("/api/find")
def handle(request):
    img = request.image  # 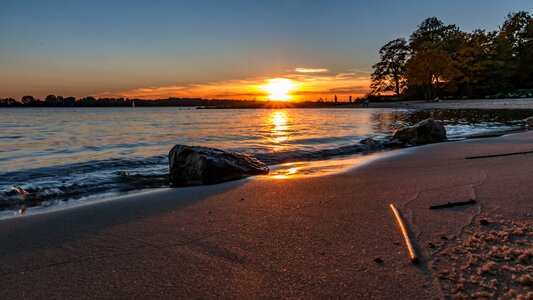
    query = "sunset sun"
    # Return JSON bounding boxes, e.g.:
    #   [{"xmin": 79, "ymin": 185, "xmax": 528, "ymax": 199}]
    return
[{"xmin": 260, "ymin": 78, "xmax": 297, "ymax": 101}]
